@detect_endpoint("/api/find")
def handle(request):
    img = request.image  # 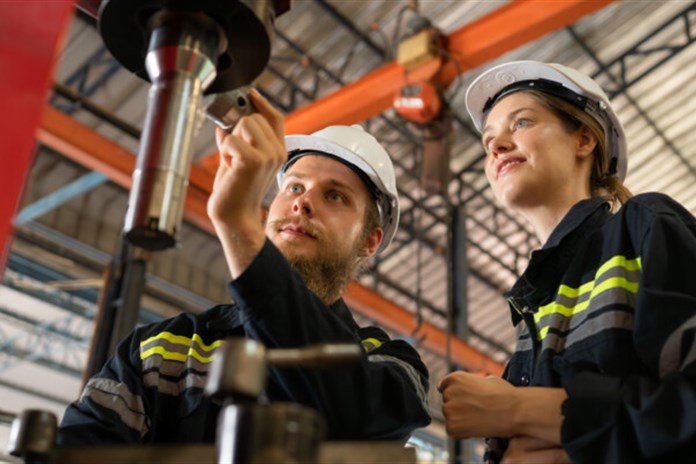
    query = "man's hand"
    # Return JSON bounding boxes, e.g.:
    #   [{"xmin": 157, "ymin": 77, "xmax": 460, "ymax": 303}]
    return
[
  {"xmin": 207, "ymin": 87, "xmax": 286, "ymax": 227},
  {"xmin": 502, "ymin": 436, "xmax": 570, "ymax": 464},
  {"xmin": 207, "ymin": 88, "xmax": 286, "ymax": 278}
]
